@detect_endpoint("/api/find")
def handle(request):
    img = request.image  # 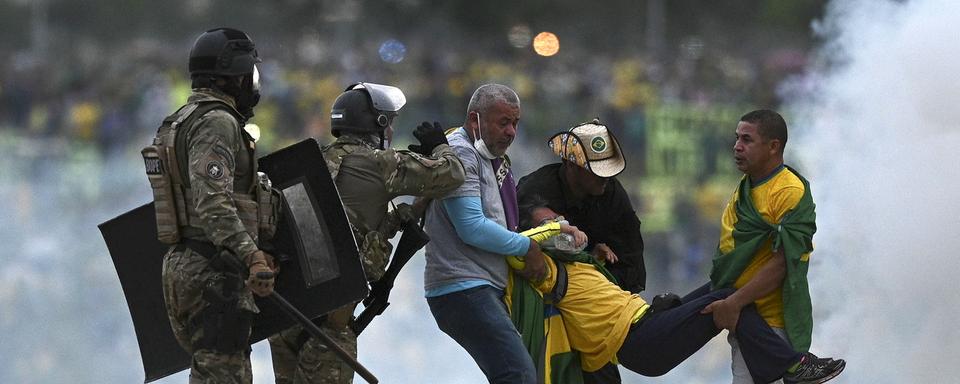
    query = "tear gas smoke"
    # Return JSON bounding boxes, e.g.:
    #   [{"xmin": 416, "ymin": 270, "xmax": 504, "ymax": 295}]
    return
[{"xmin": 783, "ymin": 0, "xmax": 960, "ymax": 382}]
